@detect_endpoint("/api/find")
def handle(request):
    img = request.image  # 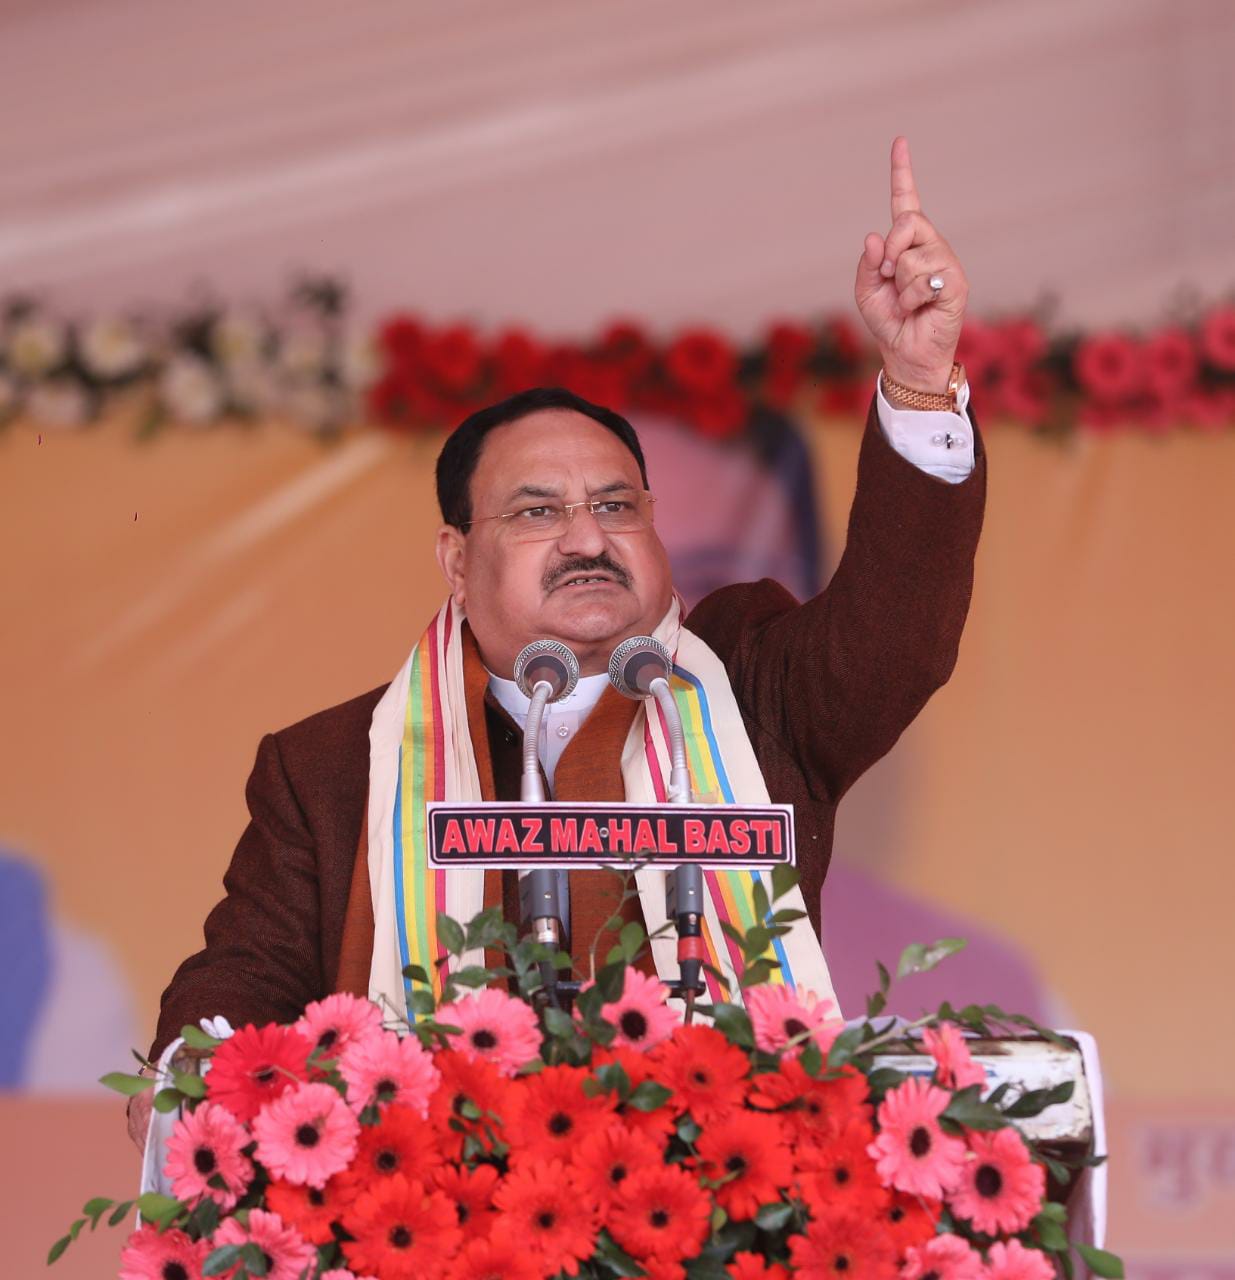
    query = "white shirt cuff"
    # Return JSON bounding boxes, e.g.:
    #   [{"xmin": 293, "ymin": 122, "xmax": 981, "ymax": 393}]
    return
[{"xmin": 874, "ymin": 374, "xmax": 976, "ymax": 484}]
